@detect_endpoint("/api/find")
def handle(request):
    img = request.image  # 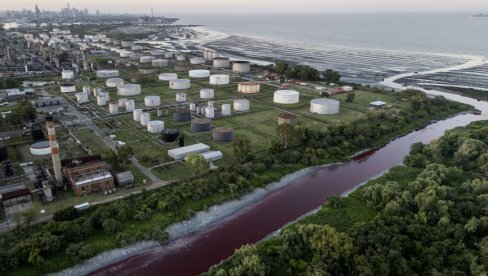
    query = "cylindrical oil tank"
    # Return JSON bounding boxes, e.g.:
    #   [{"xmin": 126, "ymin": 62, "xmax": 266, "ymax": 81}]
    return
[
  {"xmin": 164, "ymin": 52, "xmax": 175, "ymax": 59},
  {"xmin": 120, "ymin": 51, "xmax": 132, "ymax": 58},
  {"xmin": 213, "ymin": 127, "xmax": 234, "ymax": 142},
  {"xmin": 0, "ymin": 143, "xmax": 7, "ymax": 161},
  {"xmin": 159, "ymin": 73, "xmax": 178, "ymax": 81},
  {"xmin": 189, "ymin": 102, "xmax": 196, "ymax": 112},
  {"xmin": 97, "ymin": 95, "xmax": 107, "ymax": 106},
  {"xmin": 232, "ymin": 61, "xmax": 251, "ymax": 73},
  {"xmin": 174, "ymin": 64, "xmax": 190, "ymax": 71},
  {"xmin": 169, "ymin": 79, "xmax": 191, "ymax": 90},
  {"xmin": 118, "ymin": 98, "xmax": 127, "ymax": 107},
  {"xmin": 173, "ymin": 109, "xmax": 191, "ymax": 122},
  {"xmin": 109, "ymin": 102, "xmax": 119, "ymax": 114},
  {"xmin": 125, "ymin": 100, "xmax": 135, "ymax": 111},
  {"xmin": 203, "ymin": 48, "xmax": 219, "ymax": 60},
  {"xmin": 131, "ymin": 45, "xmax": 143, "ymax": 51},
  {"xmin": 92, "ymin": 87, "xmax": 102, "ymax": 97},
  {"xmin": 238, "ymin": 82, "xmax": 260, "ymax": 93},
  {"xmin": 209, "ymin": 74, "xmax": 230, "ymax": 85},
  {"xmin": 176, "ymin": 93, "xmax": 187, "ymax": 102},
  {"xmin": 213, "ymin": 57, "xmax": 230, "ymax": 68},
  {"xmin": 274, "ymin": 90, "xmax": 300, "ymax": 104},
  {"xmin": 121, "ymin": 40, "xmax": 136, "ymax": 47},
  {"xmin": 200, "ymin": 88, "xmax": 214, "ymax": 99},
  {"xmin": 60, "ymin": 83, "xmax": 76, "ymax": 93},
  {"xmin": 138, "ymin": 67, "xmax": 157, "ymax": 75},
  {"xmin": 100, "ymin": 91, "xmax": 110, "ymax": 102},
  {"xmin": 221, "ymin": 104, "xmax": 231, "ymax": 116},
  {"xmin": 278, "ymin": 112, "xmax": 298, "ymax": 125},
  {"xmin": 140, "ymin": 56, "xmax": 154, "ymax": 63},
  {"xmin": 191, "ymin": 118, "xmax": 212, "ymax": 133},
  {"xmin": 190, "ymin": 57, "xmax": 205, "ymax": 65},
  {"xmin": 29, "ymin": 141, "xmax": 51, "ymax": 156},
  {"xmin": 118, "ymin": 84, "xmax": 141, "ymax": 96},
  {"xmin": 176, "ymin": 55, "xmax": 186, "ymax": 61},
  {"xmin": 151, "ymin": 49, "xmax": 165, "ymax": 56},
  {"xmin": 189, "ymin": 69, "xmax": 210, "ymax": 78},
  {"xmin": 76, "ymin": 92, "xmax": 89, "ymax": 104},
  {"xmin": 147, "ymin": 120, "xmax": 165, "ymax": 133},
  {"xmin": 162, "ymin": 129, "xmax": 179, "ymax": 142},
  {"xmin": 144, "ymin": 96, "xmax": 161, "ymax": 107},
  {"xmin": 96, "ymin": 70, "xmax": 119, "ymax": 78},
  {"xmin": 112, "ymin": 39, "xmax": 120, "ymax": 45},
  {"xmin": 106, "ymin": 78, "xmax": 124, "ymax": 88},
  {"xmin": 208, "ymin": 101, "xmax": 214, "ymax": 108},
  {"xmin": 83, "ymin": 85, "xmax": 91, "ymax": 93},
  {"xmin": 61, "ymin": 69, "xmax": 74, "ymax": 80},
  {"xmin": 133, "ymin": 109, "xmax": 143, "ymax": 121},
  {"xmin": 205, "ymin": 107, "xmax": 215, "ymax": 119},
  {"xmin": 233, "ymin": 99, "xmax": 250, "ymax": 111},
  {"xmin": 152, "ymin": 59, "xmax": 168, "ymax": 67},
  {"xmin": 140, "ymin": 112, "xmax": 150, "ymax": 126},
  {"xmin": 31, "ymin": 126, "xmax": 45, "ymax": 142},
  {"xmin": 310, "ymin": 98, "xmax": 340, "ymax": 114}
]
